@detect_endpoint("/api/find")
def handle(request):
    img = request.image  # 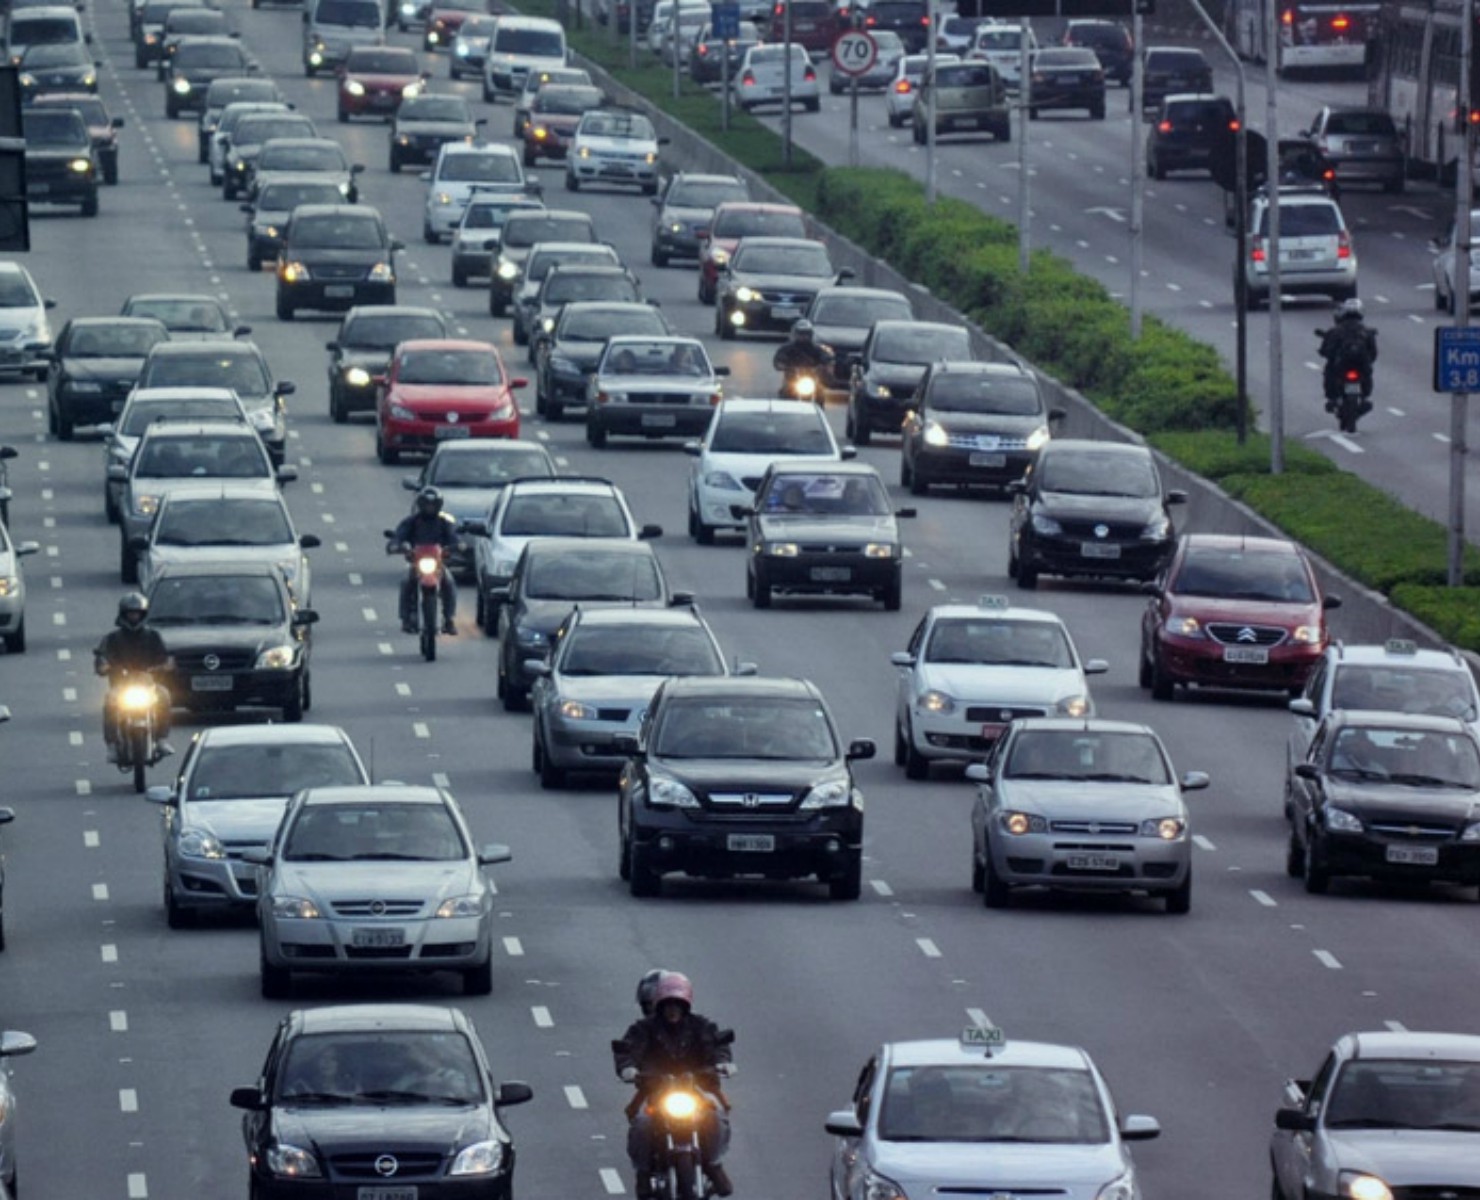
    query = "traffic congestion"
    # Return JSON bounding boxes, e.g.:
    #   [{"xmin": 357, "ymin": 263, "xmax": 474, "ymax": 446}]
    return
[{"xmin": 1, "ymin": 0, "xmax": 1480, "ymax": 1197}]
